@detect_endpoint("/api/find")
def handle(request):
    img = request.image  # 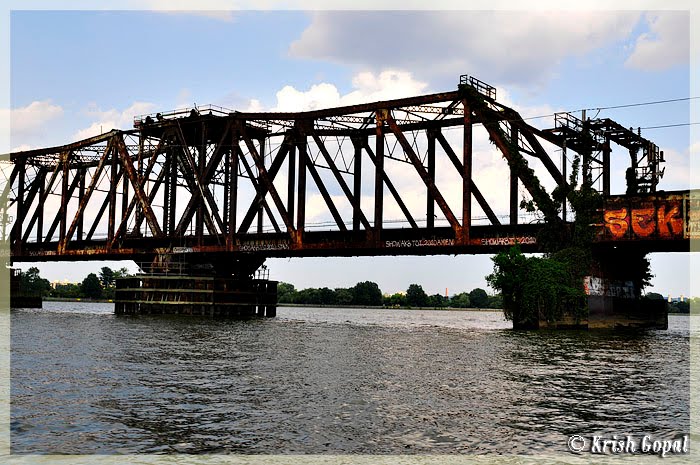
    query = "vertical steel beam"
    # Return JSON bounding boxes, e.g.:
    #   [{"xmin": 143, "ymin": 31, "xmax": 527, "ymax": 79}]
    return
[
  {"xmin": 136, "ymin": 131, "xmax": 144, "ymax": 231},
  {"xmin": 227, "ymin": 132, "xmax": 238, "ymax": 246},
  {"xmin": 196, "ymin": 123, "xmax": 206, "ymax": 241},
  {"xmin": 510, "ymin": 125, "xmax": 519, "ymax": 225},
  {"xmin": 222, "ymin": 147, "xmax": 229, "ymax": 237},
  {"xmin": 603, "ymin": 135, "xmax": 611, "ymax": 196},
  {"xmin": 169, "ymin": 146, "xmax": 178, "ymax": 237},
  {"xmin": 257, "ymin": 138, "xmax": 265, "ymax": 234},
  {"xmin": 562, "ymin": 138, "xmax": 567, "ymax": 222},
  {"xmin": 121, "ymin": 167, "xmax": 129, "ymax": 224},
  {"xmin": 37, "ymin": 171, "xmax": 44, "ymax": 243},
  {"xmin": 427, "ymin": 129, "xmax": 436, "ymax": 229},
  {"xmin": 108, "ymin": 145, "xmax": 118, "ymax": 242},
  {"xmin": 14, "ymin": 162, "xmax": 25, "ymax": 249},
  {"xmin": 162, "ymin": 152, "xmax": 170, "ymax": 235},
  {"xmin": 297, "ymin": 128, "xmax": 307, "ymax": 235},
  {"xmin": 363, "ymin": 141, "xmax": 418, "ymax": 229},
  {"xmin": 352, "ymin": 136, "xmax": 363, "ymax": 232},
  {"xmin": 60, "ymin": 152, "xmax": 70, "ymax": 245},
  {"xmin": 462, "ymin": 99, "xmax": 472, "ymax": 239},
  {"xmin": 374, "ymin": 112, "xmax": 385, "ymax": 234},
  {"xmin": 287, "ymin": 143, "xmax": 296, "ymax": 226},
  {"xmin": 78, "ymin": 168, "xmax": 85, "ymax": 240}
]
